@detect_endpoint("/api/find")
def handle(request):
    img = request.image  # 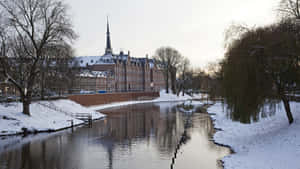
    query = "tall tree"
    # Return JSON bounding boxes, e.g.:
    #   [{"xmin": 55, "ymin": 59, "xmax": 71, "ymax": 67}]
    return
[
  {"xmin": 153, "ymin": 47, "xmax": 183, "ymax": 94},
  {"xmin": 222, "ymin": 20, "xmax": 300, "ymax": 124},
  {"xmin": 0, "ymin": 0, "xmax": 77, "ymax": 115},
  {"xmin": 224, "ymin": 23, "xmax": 250, "ymax": 50},
  {"xmin": 178, "ymin": 57, "xmax": 190, "ymax": 96}
]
